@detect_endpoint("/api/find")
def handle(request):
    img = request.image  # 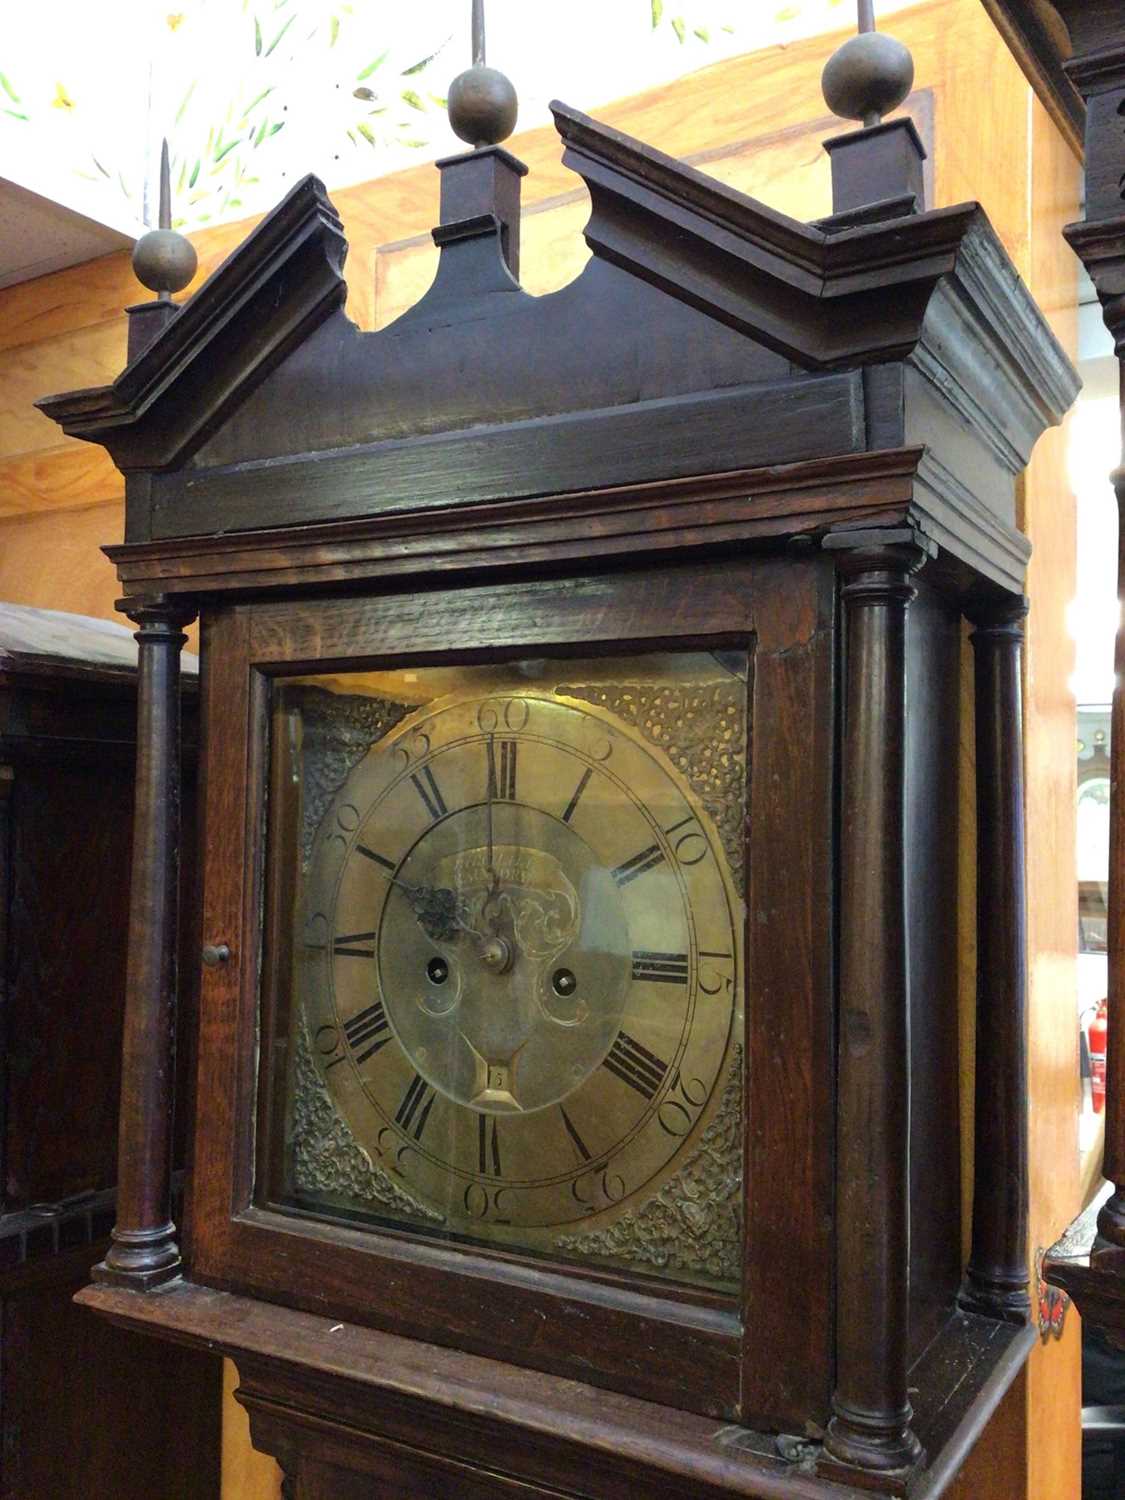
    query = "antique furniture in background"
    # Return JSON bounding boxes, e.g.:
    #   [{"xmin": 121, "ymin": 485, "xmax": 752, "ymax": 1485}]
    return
[
  {"xmin": 0, "ymin": 605, "xmax": 221, "ymax": 1498},
  {"xmin": 38, "ymin": 8, "xmax": 1077, "ymax": 1496}
]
